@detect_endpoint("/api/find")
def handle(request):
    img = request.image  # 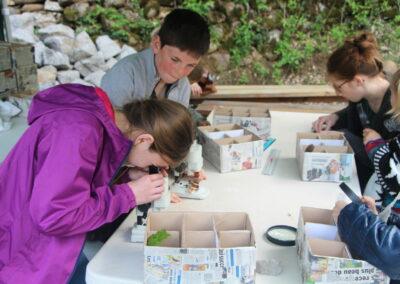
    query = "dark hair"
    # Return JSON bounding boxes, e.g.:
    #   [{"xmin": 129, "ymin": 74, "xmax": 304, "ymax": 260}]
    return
[
  {"xmin": 158, "ymin": 8, "xmax": 210, "ymax": 57},
  {"xmin": 327, "ymin": 32, "xmax": 383, "ymax": 80},
  {"xmin": 122, "ymin": 99, "xmax": 195, "ymax": 164}
]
